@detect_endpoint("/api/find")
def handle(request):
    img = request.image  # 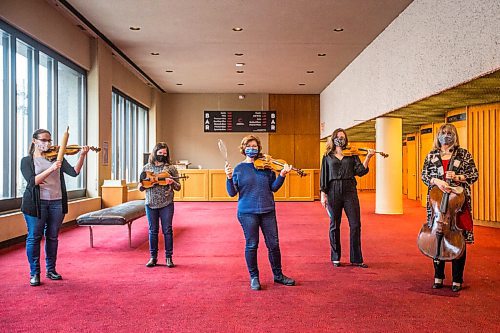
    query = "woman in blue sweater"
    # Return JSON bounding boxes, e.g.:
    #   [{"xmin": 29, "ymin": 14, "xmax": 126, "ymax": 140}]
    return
[{"xmin": 225, "ymin": 135, "xmax": 295, "ymax": 290}]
